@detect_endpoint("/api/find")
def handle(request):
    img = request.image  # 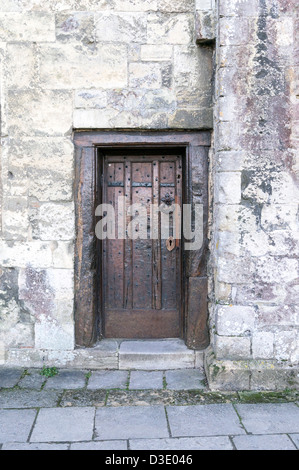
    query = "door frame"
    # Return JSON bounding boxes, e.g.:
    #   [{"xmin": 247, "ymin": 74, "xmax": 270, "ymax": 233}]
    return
[{"xmin": 74, "ymin": 131, "xmax": 210, "ymax": 350}]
